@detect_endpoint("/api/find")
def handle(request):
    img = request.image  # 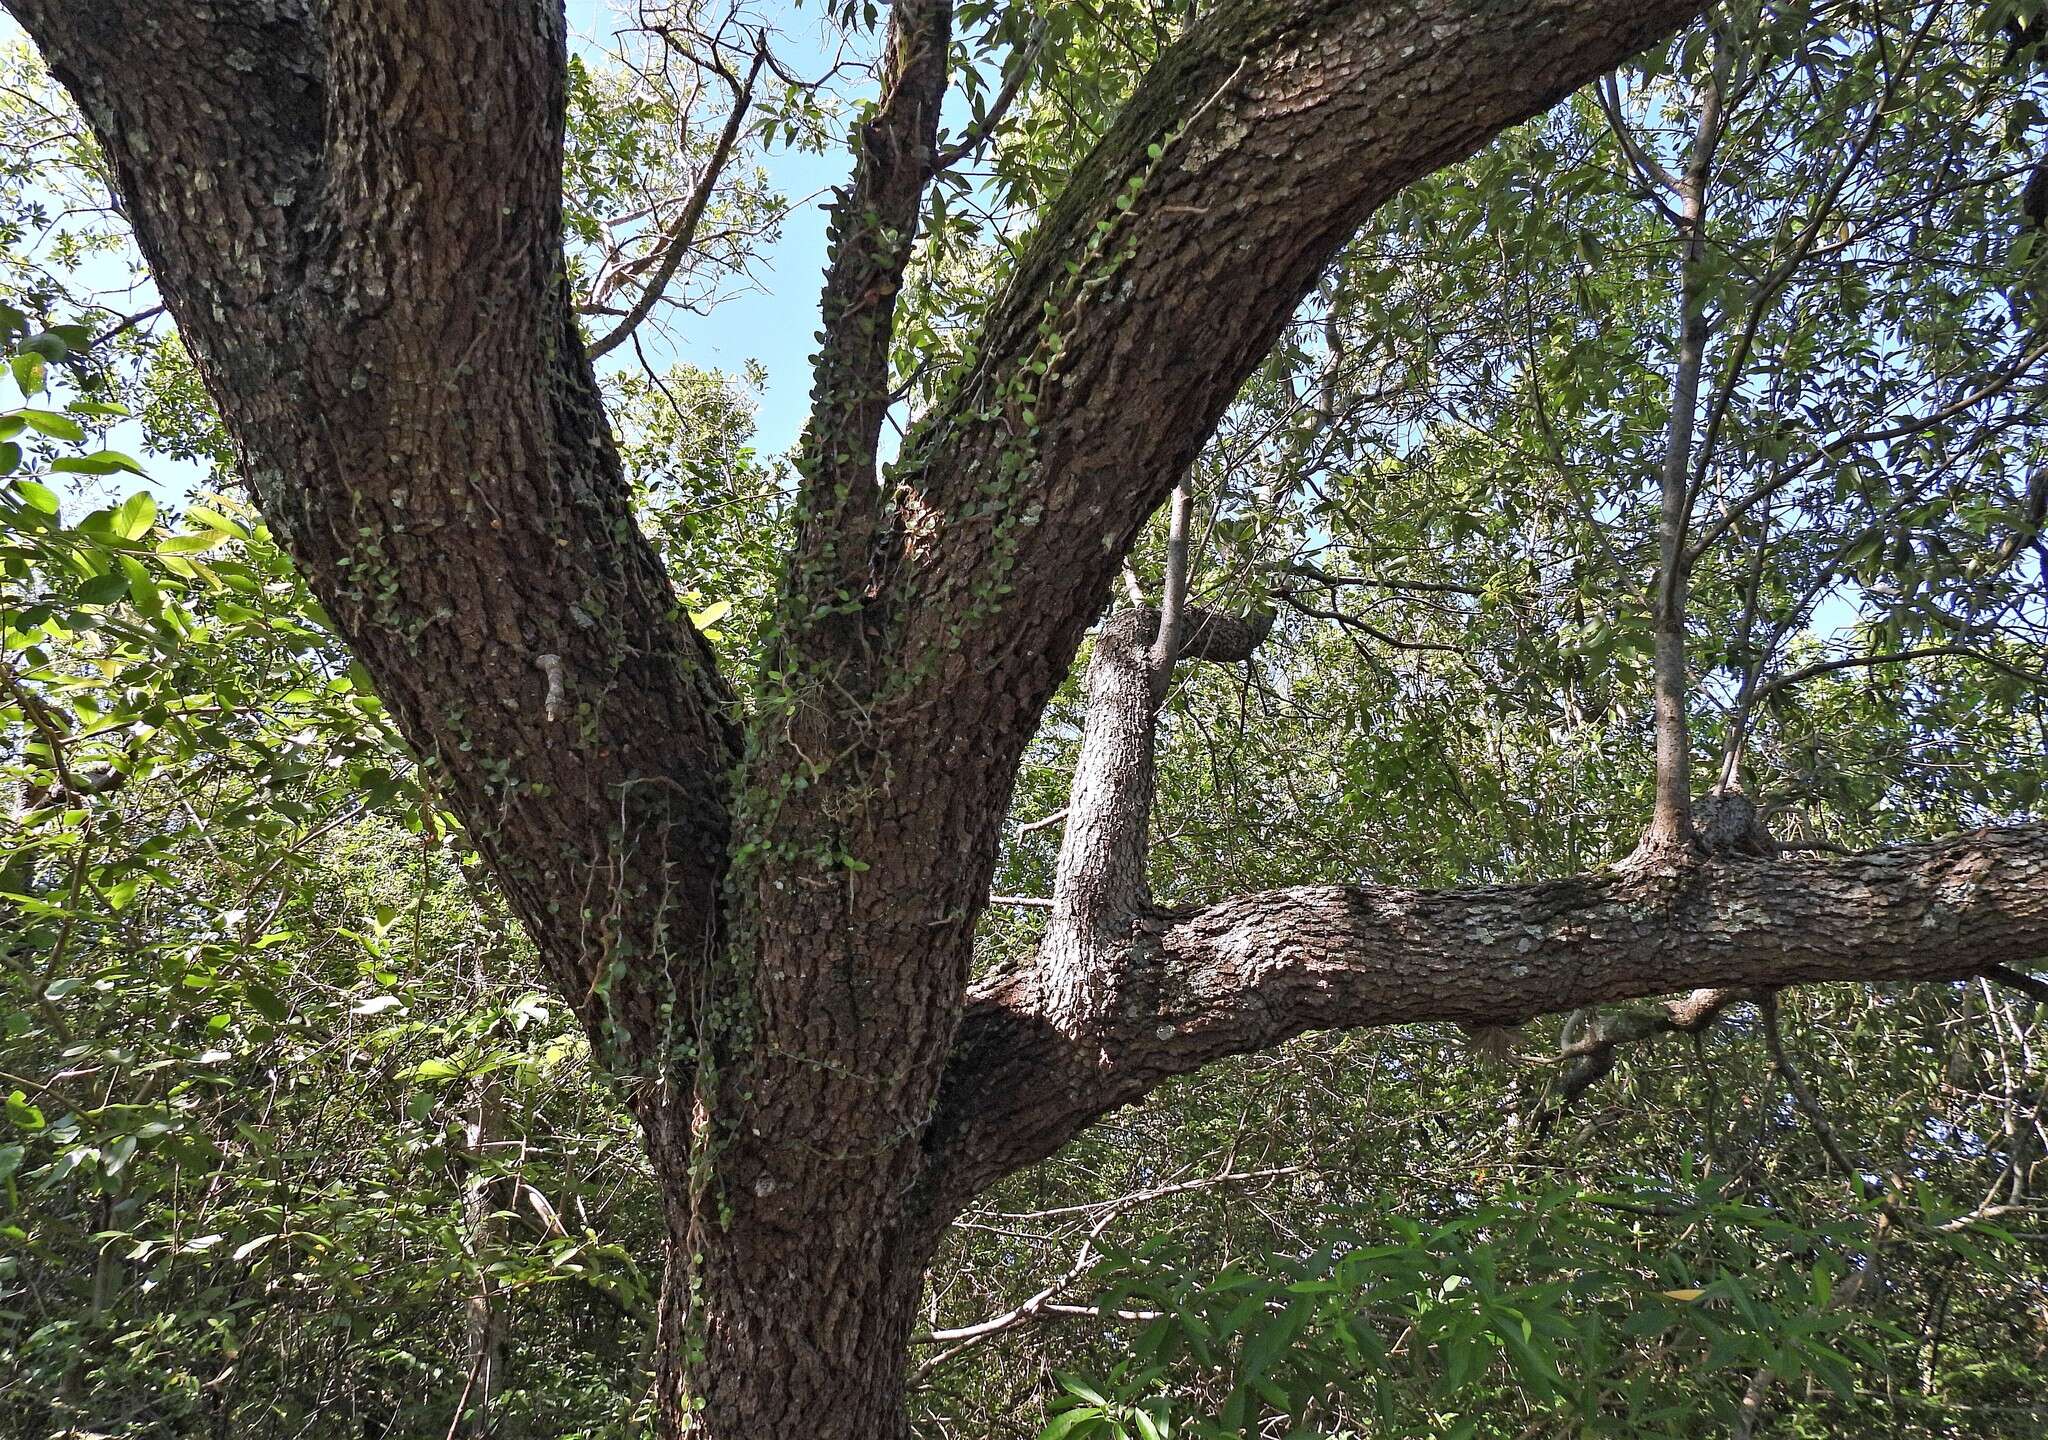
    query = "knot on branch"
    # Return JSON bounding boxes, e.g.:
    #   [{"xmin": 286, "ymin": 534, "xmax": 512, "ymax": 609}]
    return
[
  {"xmin": 1624, "ymin": 788, "xmax": 1776, "ymax": 871},
  {"xmin": 1180, "ymin": 607, "xmax": 1275, "ymax": 664},
  {"xmin": 1100, "ymin": 605, "xmax": 1273, "ymax": 666},
  {"xmin": 1695, "ymin": 788, "xmax": 1775, "ymax": 859}
]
